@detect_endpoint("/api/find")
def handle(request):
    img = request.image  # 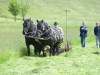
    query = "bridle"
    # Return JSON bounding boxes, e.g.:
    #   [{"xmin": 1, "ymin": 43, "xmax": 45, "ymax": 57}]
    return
[{"xmin": 37, "ymin": 23, "xmax": 51, "ymax": 39}]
